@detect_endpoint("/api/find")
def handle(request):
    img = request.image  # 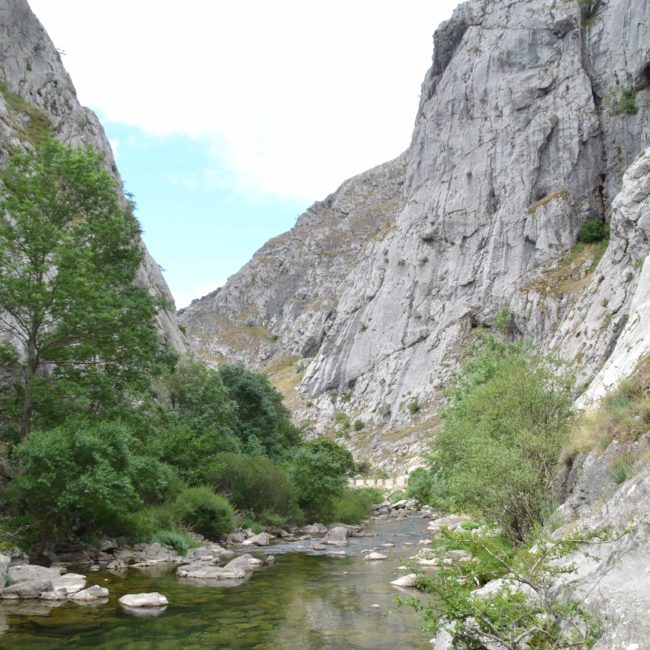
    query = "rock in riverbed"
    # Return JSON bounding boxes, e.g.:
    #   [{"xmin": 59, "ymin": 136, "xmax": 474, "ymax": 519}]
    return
[
  {"xmin": 390, "ymin": 573, "xmax": 418, "ymax": 588},
  {"xmin": 119, "ymin": 592, "xmax": 168, "ymax": 608},
  {"xmin": 364, "ymin": 552, "xmax": 388, "ymax": 561},
  {"xmin": 69, "ymin": 585, "xmax": 109, "ymax": 602}
]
